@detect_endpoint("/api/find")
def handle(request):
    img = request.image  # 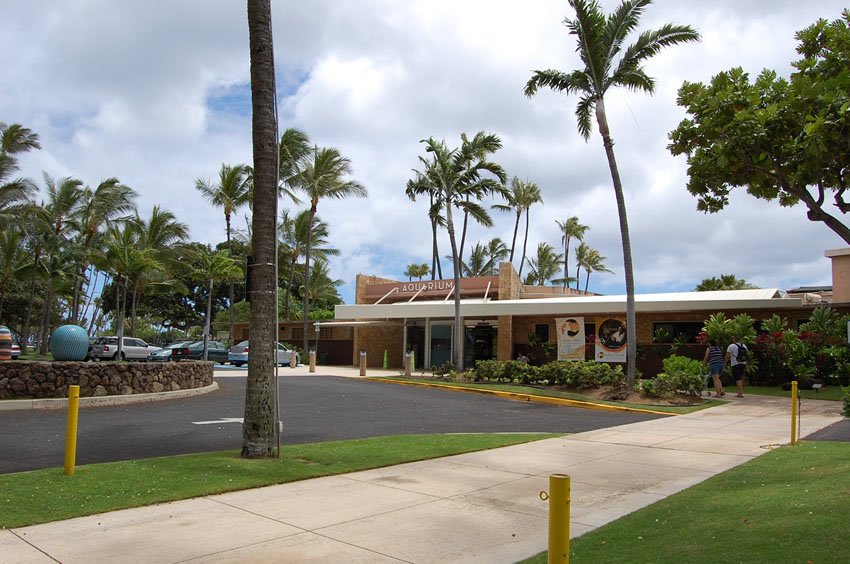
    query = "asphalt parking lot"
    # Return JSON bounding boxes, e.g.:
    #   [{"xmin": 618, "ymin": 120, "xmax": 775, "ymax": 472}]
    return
[{"xmin": 0, "ymin": 374, "xmax": 665, "ymax": 474}]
